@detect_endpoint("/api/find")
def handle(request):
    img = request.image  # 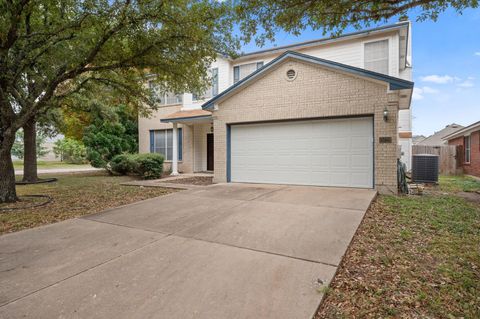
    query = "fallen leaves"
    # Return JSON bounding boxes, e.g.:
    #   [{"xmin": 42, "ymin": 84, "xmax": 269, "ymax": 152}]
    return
[
  {"xmin": 316, "ymin": 190, "xmax": 480, "ymax": 319},
  {"xmin": 0, "ymin": 172, "xmax": 175, "ymax": 234}
]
